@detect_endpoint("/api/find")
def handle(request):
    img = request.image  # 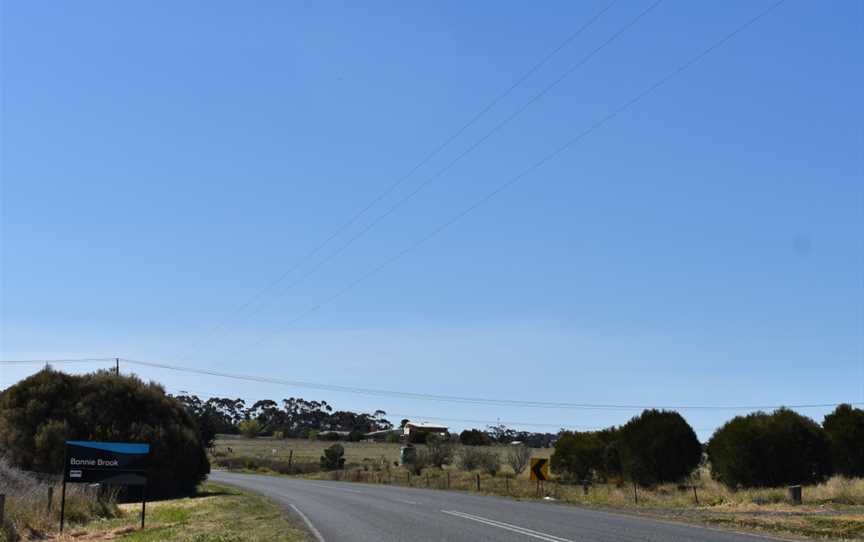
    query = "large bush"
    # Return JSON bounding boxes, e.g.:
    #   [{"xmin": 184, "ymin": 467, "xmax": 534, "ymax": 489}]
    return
[
  {"xmin": 0, "ymin": 368, "xmax": 210, "ymax": 498},
  {"xmin": 551, "ymin": 431, "xmax": 604, "ymax": 482},
  {"xmin": 707, "ymin": 408, "xmax": 831, "ymax": 488},
  {"xmin": 618, "ymin": 410, "xmax": 702, "ymax": 486},
  {"xmin": 823, "ymin": 404, "xmax": 864, "ymax": 478}
]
